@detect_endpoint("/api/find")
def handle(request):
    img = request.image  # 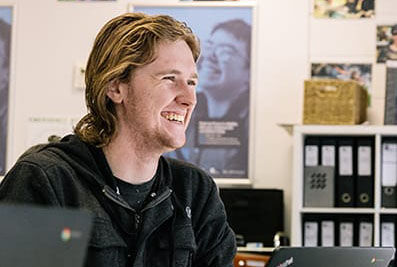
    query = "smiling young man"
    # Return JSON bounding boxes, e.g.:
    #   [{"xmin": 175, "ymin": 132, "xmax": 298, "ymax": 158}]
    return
[{"xmin": 0, "ymin": 13, "xmax": 236, "ymax": 267}]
